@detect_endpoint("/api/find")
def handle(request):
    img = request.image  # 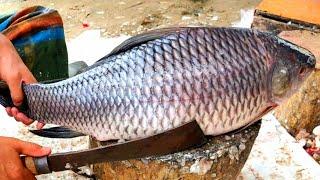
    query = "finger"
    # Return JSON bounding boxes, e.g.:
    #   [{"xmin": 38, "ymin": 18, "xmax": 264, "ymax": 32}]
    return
[
  {"xmin": 5, "ymin": 107, "xmax": 13, "ymax": 117},
  {"xmin": 0, "ymin": 137, "xmax": 51, "ymax": 157},
  {"xmin": 16, "ymin": 112, "xmax": 33, "ymax": 125},
  {"xmin": 17, "ymin": 142, "xmax": 51, "ymax": 157},
  {"xmin": 36, "ymin": 122, "xmax": 45, "ymax": 129},
  {"xmin": 11, "ymin": 107, "xmax": 19, "ymax": 118},
  {"xmin": 6, "ymin": 73, "xmax": 24, "ymax": 106}
]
